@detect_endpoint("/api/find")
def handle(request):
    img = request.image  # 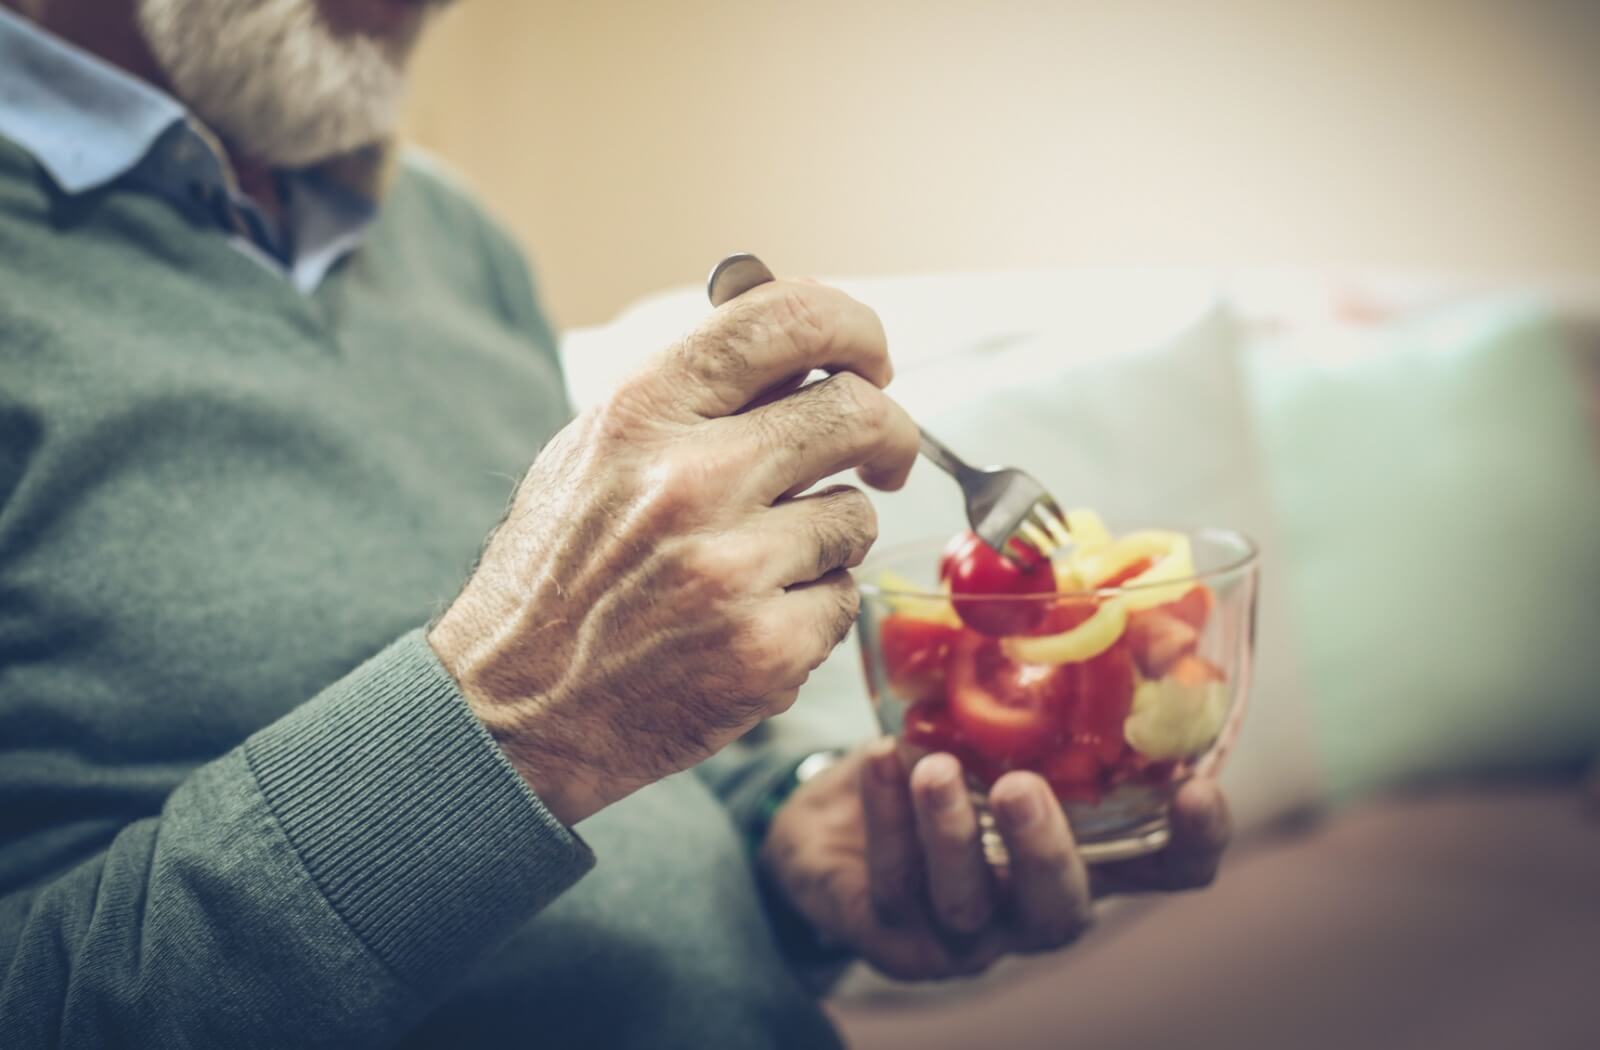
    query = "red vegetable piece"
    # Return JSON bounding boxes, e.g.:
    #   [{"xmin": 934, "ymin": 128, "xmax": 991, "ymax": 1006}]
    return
[
  {"xmin": 1170, "ymin": 653, "xmax": 1226, "ymax": 687},
  {"xmin": 1098, "ymin": 557, "xmax": 1154, "ymax": 589},
  {"xmin": 1125, "ymin": 609, "xmax": 1199, "ymax": 678},
  {"xmin": 941, "ymin": 530, "xmax": 1055, "ymax": 636},
  {"xmin": 1066, "ymin": 641, "xmax": 1137, "ymax": 744},
  {"xmin": 945, "ymin": 630, "xmax": 1068, "ymax": 763},
  {"xmin": 1035, "ymin": 596, "xmax": 1099, "ymax": 636},
  {"xmin": 878, "ymin": 614, "xmax": 960, "ymax": 704},
  {"xmin": 1043, "ymin": 745, "xmax": 1099, "ymax": 784},
  {"xmin": 1043, "ymin": 744, "xmax": 1104, "ymax": 804},
  {"xmin": 1163, "ymin": 585, "xmax": 1216, "ymax": 631},
  {"xmin": 902, "ymin": 697, "xmax": 964, "ymax": 753}
]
